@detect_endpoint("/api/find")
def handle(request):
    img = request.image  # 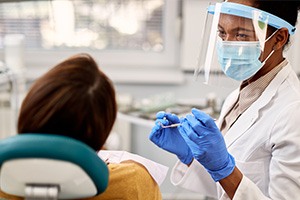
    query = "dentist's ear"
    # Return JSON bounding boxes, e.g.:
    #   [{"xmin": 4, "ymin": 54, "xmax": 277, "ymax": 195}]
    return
[{"xmin": 273, "ymin": 28, "xmax": 289, "ymax": 50}]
